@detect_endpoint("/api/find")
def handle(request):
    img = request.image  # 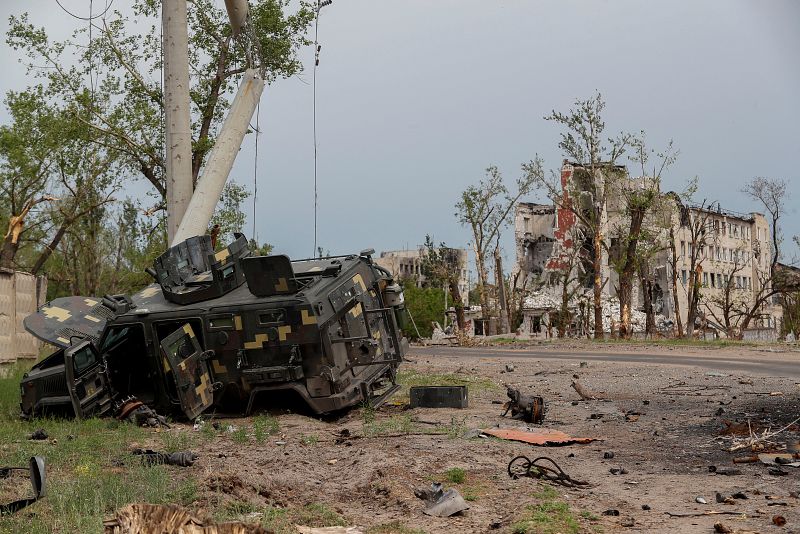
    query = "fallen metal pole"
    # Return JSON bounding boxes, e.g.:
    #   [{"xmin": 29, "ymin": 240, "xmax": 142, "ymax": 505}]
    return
[{"xmin": 172, "ymin": 69, "xmax": 265, "ymax": 245}]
